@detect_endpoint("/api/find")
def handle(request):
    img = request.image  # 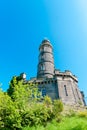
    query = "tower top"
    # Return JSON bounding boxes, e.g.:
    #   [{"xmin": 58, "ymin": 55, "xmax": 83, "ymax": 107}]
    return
[{"xmin": 39, "ymin": 38, "xmax": 52, "ymax": 49}]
